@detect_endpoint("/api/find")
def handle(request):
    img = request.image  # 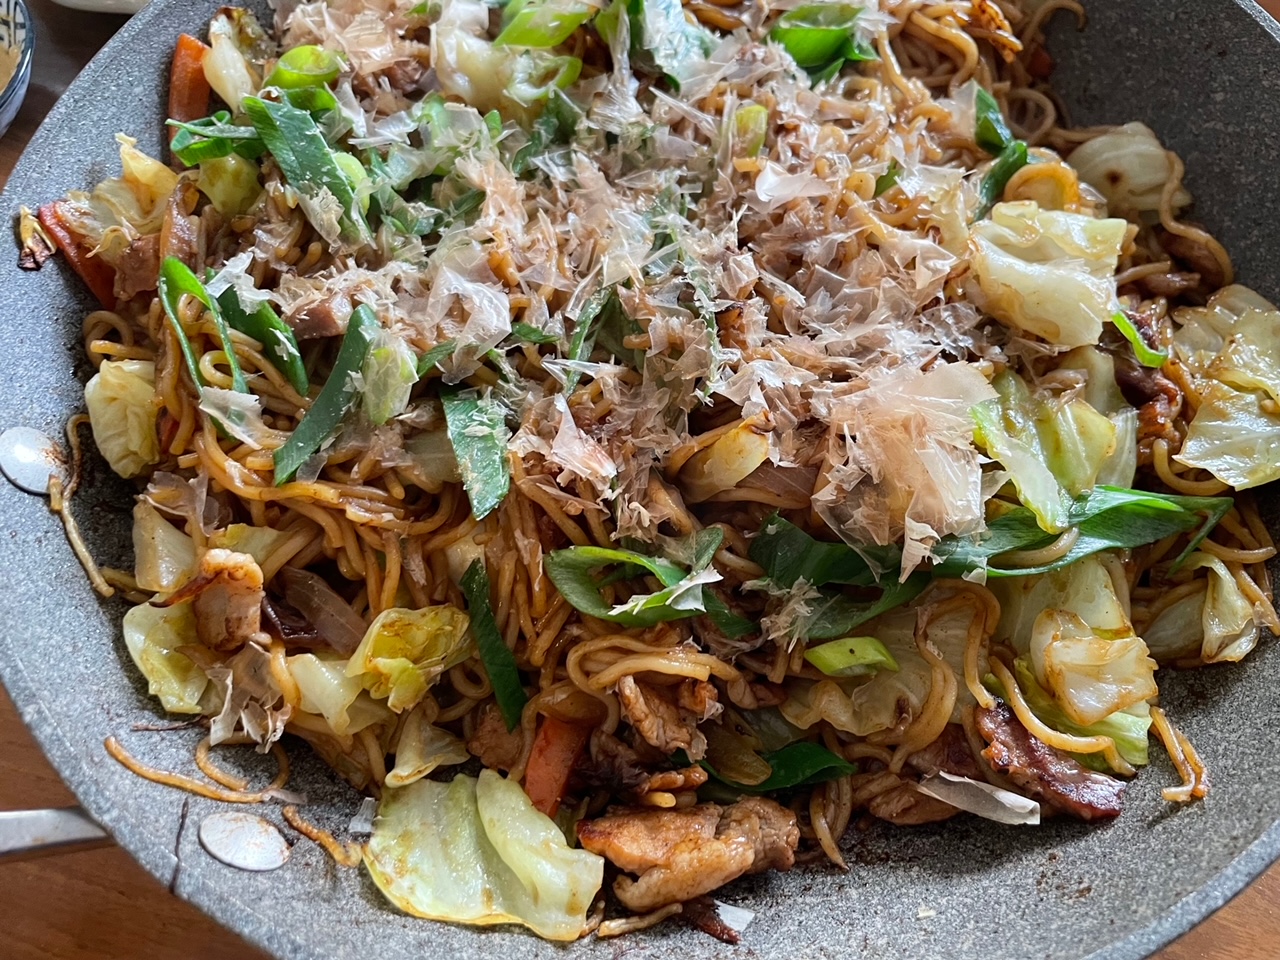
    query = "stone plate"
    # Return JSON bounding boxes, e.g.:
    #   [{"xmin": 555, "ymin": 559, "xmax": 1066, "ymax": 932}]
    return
[{"xmin": 1, "ymin": 2, "xmax": 1278, "ymax": 959}]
